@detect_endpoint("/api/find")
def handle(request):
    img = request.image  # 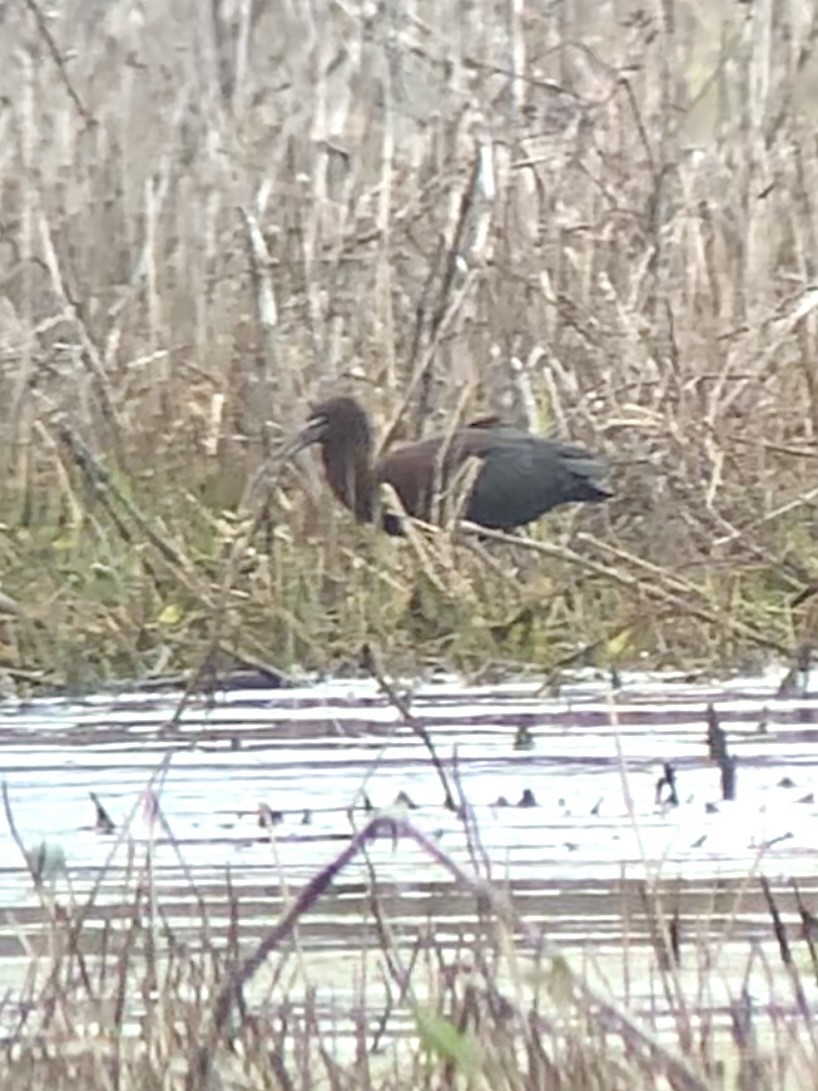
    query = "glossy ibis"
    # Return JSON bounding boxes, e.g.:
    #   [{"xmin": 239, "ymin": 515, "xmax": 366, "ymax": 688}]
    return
[{"xmin": 285, "ymin": 396, "xmax": 611, "ymax": 535}]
